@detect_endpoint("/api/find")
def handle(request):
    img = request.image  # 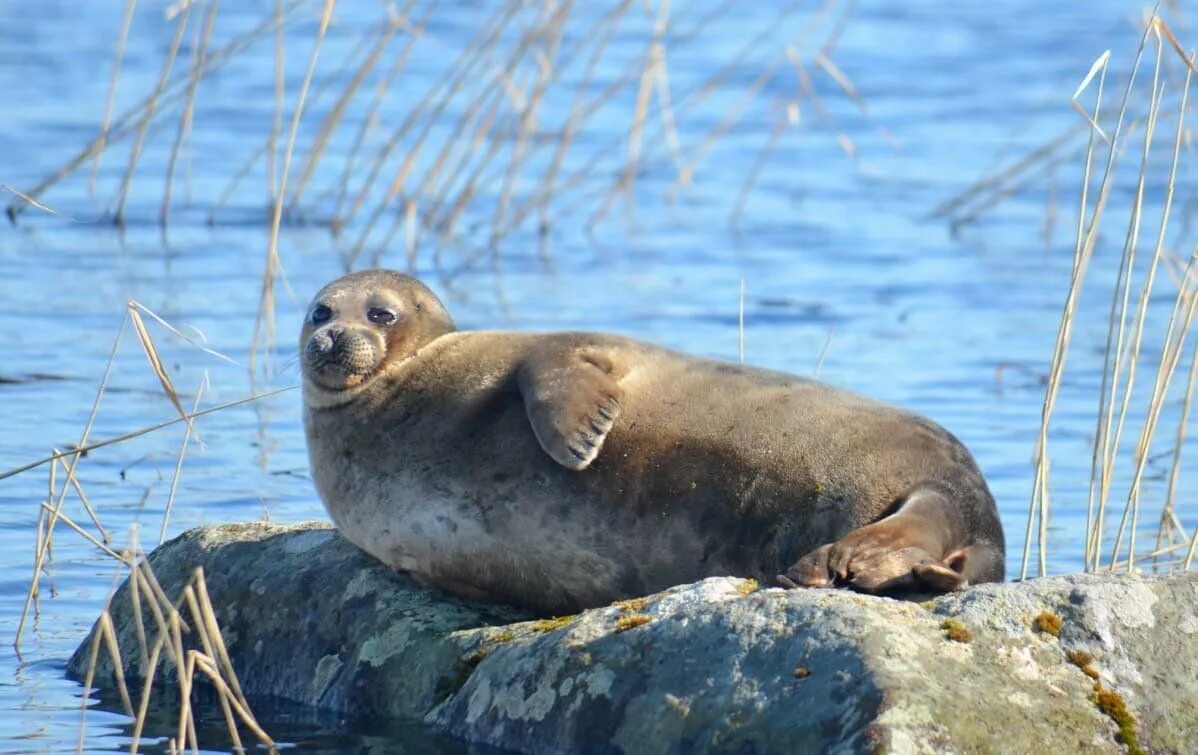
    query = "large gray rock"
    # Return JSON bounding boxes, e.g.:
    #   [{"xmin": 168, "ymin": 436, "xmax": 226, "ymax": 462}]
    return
[{"xmin": 71, "ymin": 522, "xmax": 1198, "ymax": 753}]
